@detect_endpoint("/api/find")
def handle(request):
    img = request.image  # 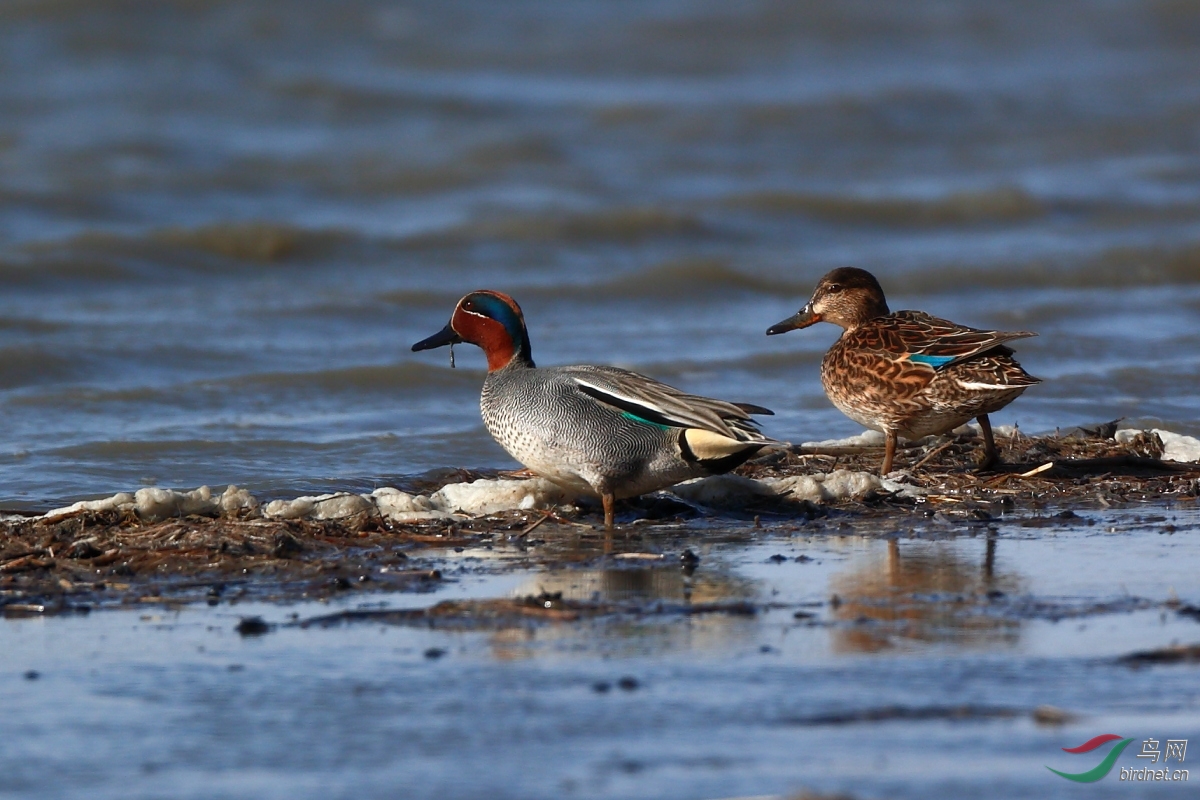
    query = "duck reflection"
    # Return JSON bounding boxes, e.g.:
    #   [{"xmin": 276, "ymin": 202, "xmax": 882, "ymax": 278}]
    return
[
  {"xmin": 828, "ymin": 536, "xmax": 1023, "ymax": 653},
  {"xmin": 492, "ymin": 547, "xmax": 760, "ymax": 661}
]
